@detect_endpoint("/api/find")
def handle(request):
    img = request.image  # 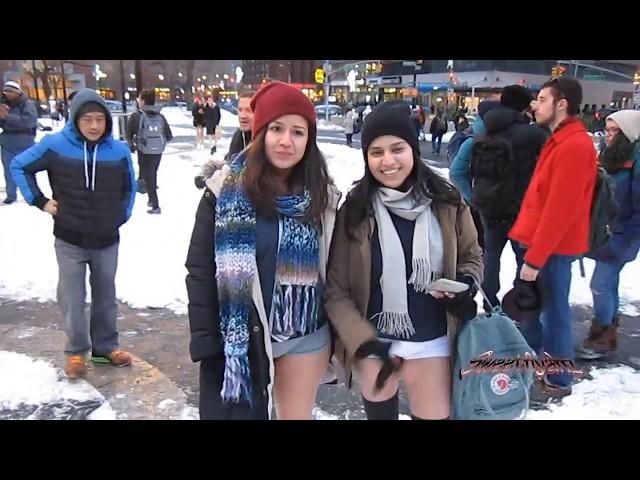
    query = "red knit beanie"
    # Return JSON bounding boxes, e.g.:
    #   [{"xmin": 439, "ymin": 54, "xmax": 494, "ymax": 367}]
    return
[{"xmin": 250, "ymin": 81, "xmax": 317, "ymax": 138}]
